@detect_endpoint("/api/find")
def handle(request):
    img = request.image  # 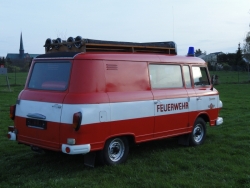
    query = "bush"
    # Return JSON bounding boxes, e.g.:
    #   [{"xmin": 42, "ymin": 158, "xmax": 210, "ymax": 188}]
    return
[
  {"xmin": 6, "ymin": 65, "xmax": 21, "ymax": 73},
  {"xmin": 222, "ymin": 63, "xmax": 231, "ymax": 71}
]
